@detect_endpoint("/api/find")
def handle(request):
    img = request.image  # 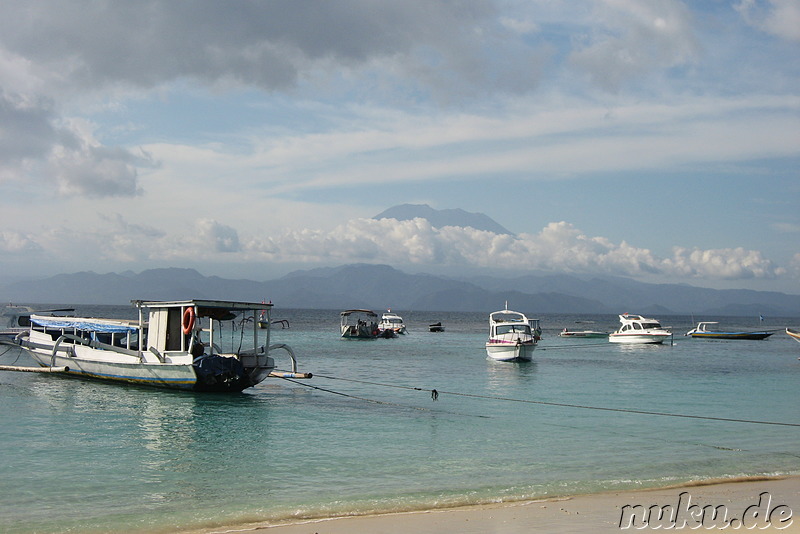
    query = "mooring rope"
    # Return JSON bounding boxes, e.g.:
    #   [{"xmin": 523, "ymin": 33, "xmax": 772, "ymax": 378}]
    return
[{"xmin": 311, "ymin": 374, "xmax": 800, "ymax": 428}]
